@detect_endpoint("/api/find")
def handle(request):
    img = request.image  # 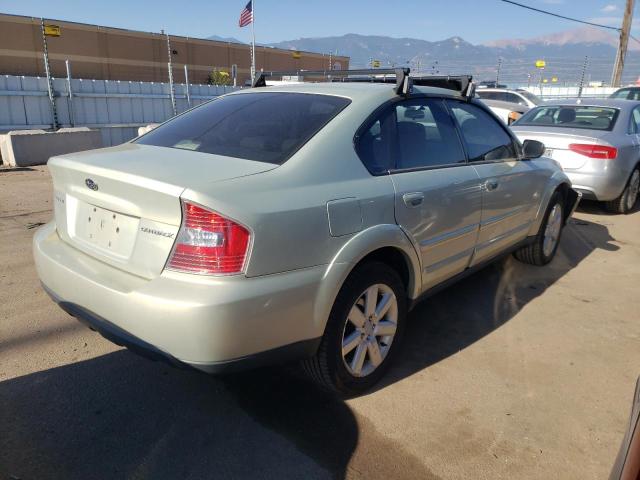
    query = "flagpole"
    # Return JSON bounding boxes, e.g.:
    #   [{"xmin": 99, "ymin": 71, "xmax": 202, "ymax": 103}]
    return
[{"xmin": 251, "ymin": 0, "xmax": 256, "ymax": 82}]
